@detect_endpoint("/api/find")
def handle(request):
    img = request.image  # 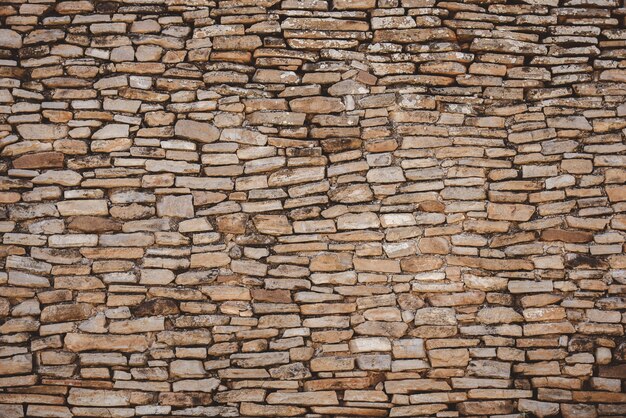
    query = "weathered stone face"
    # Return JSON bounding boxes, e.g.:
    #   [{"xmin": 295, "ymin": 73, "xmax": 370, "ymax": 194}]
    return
[{"xmin": 0, "ymin": 0, "xmax": 625, "ymax": 416}]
